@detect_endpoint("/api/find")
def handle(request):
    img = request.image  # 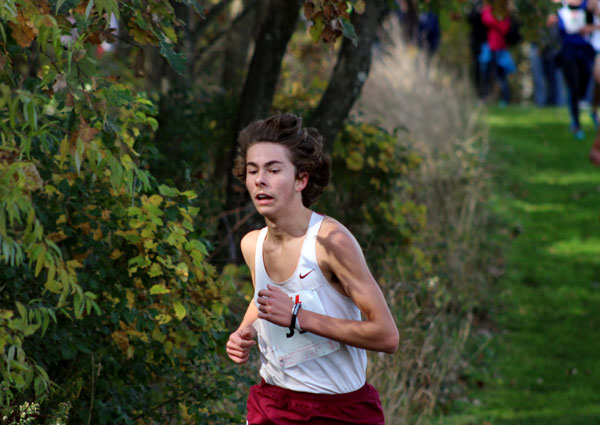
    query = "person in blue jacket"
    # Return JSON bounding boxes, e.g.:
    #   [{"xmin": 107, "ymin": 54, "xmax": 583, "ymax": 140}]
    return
[{"xmin": 417, "ymin": 2, "xmax": 441, "ymax": 55}]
